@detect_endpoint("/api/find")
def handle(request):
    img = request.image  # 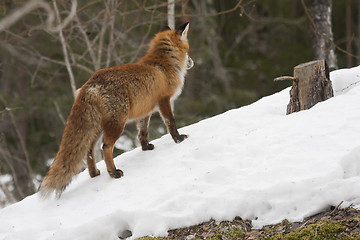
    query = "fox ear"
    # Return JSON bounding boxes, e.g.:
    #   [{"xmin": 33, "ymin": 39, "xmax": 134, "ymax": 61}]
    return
[
  {"xmin": 177, "ymin": 22, "xmax": 189, "ymax": 41},
  {"xmin": 160, "ymin": 25, "xmax": 171, "ymax": 32}
]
